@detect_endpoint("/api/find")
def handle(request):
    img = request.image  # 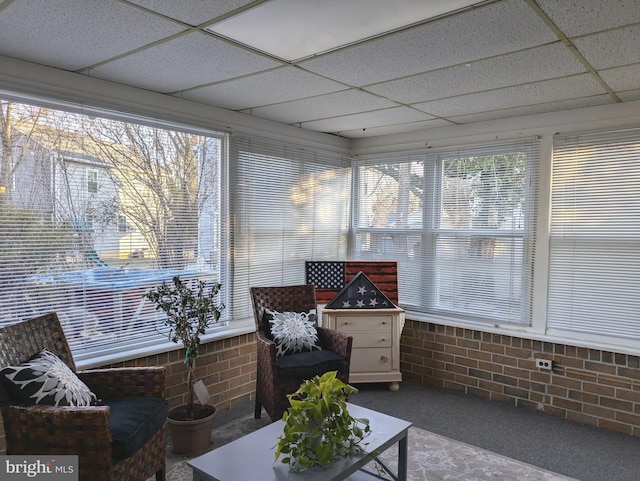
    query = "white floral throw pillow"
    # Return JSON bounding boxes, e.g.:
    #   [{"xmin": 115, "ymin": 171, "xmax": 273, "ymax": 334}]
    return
[
  {"xmin": 1, "ymin": 349, "xmax": 97, "ymax": 406},
  {"xmin": 267, "ymin": 309, "xmax": 321, "ymax": 357}
]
